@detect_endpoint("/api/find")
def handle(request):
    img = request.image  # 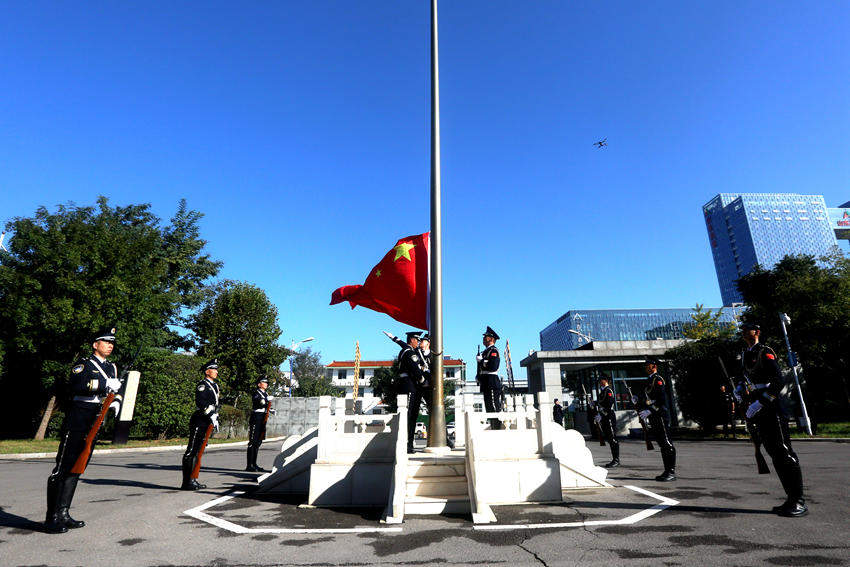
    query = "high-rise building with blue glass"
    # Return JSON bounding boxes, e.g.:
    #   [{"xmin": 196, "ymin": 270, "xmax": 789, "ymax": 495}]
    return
[
  {"xmin": 703, "ymin": 193, "xmax": 850, "ymax": 305},
  {"xmin": 539, "ymin": 307, "xmax": 739, "ymax": 351}
]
